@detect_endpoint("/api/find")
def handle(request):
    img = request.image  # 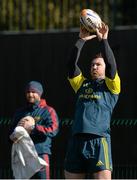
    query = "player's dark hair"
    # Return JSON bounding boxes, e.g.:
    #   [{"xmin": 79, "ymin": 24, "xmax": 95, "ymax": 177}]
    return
[{"xmin": 93, "ymin": 53, "xmax": 103, "ymax": 59}]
